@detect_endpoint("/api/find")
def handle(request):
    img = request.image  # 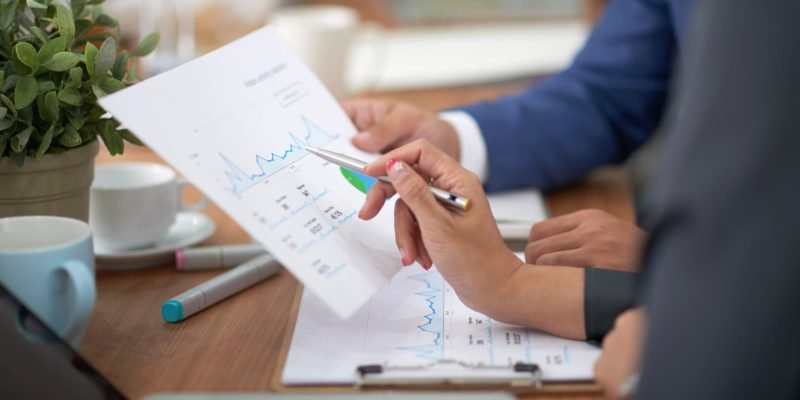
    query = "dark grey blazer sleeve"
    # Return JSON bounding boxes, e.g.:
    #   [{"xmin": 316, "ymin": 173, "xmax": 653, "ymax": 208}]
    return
[
  {"xmin": 584, "ymin": 268, "xmax": 639, "ymax": 342},
  {"xmin": 635, "ymin": 0, "xmax": 800, "ymax": 398}
]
